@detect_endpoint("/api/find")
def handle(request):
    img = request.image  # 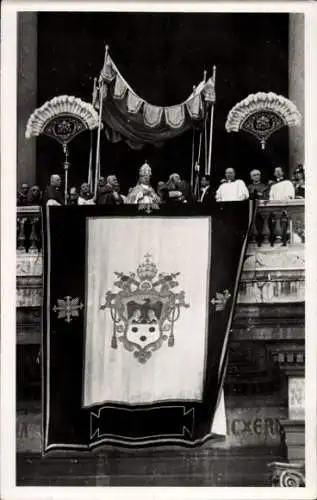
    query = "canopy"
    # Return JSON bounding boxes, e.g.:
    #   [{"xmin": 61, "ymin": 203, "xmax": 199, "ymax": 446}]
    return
[{"xmin": 96, "ymin": 50, "xmax": 216, "ymax": 150}]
